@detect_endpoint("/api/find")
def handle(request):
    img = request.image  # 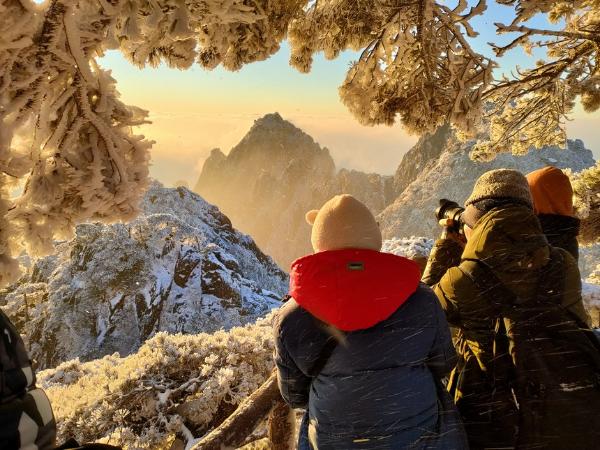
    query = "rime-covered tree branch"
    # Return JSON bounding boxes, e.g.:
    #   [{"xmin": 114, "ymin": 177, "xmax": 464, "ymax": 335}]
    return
[
  {"xmin": 1, "ymin": 0, "xmax": 600, "ymax": 284},
  {"xmin": 0, "ymin": 0, "xmax": 298, "ymax": 285},
  {"xmin": 472, "ymin": 0, "xmax": 600, "ymax": 158},
  {"xmin": 289, "ymin": 0, "xmax": 493, "ymax": 133}
]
